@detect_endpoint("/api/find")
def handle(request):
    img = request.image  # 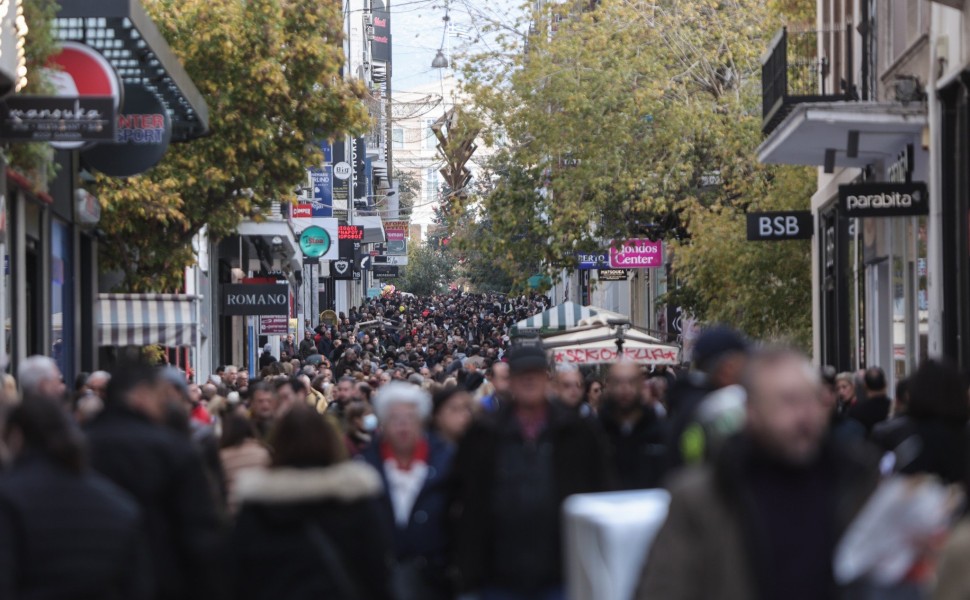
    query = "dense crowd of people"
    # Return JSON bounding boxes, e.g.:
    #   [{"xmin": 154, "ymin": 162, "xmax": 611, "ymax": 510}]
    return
[{"xmin": 1, "ymin": 291, "xmax": 970, "ymax": 599}]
